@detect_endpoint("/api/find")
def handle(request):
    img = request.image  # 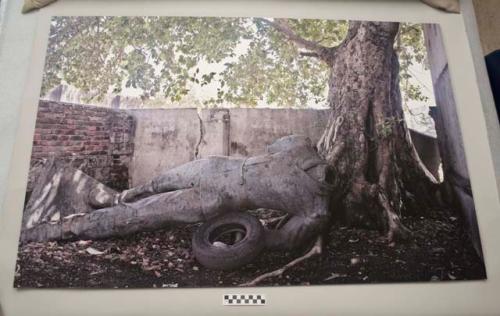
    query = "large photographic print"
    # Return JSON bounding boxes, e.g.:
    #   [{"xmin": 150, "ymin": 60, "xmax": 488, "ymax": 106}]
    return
[{"xmin": 14, "ymin": 16, "xmax": 486, "ymax": 288}]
